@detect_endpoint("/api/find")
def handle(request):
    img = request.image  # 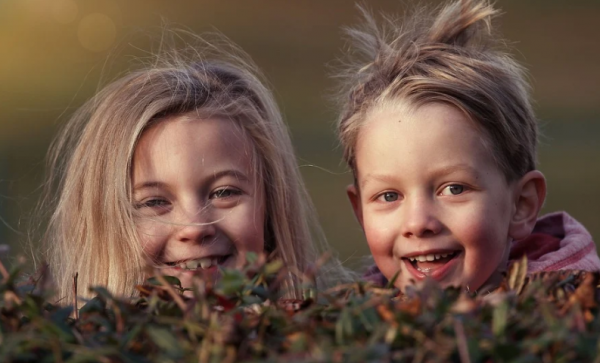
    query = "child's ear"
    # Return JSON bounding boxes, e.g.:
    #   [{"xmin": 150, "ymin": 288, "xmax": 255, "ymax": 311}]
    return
[
  {"xmin": 346, "ymin": 184, "xmax": 364, "ymax": 228},
  {"xmin": 509, "ymin": 170, "xmax": 547, "ymax": 240}
]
